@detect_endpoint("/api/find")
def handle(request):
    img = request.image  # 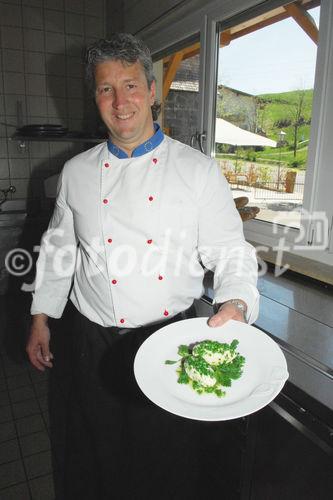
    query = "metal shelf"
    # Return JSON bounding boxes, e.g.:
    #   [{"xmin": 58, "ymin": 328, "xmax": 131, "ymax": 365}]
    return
[{"xmin": 10, "ymin": 135, "xmax": 105, "ymax": 143}]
